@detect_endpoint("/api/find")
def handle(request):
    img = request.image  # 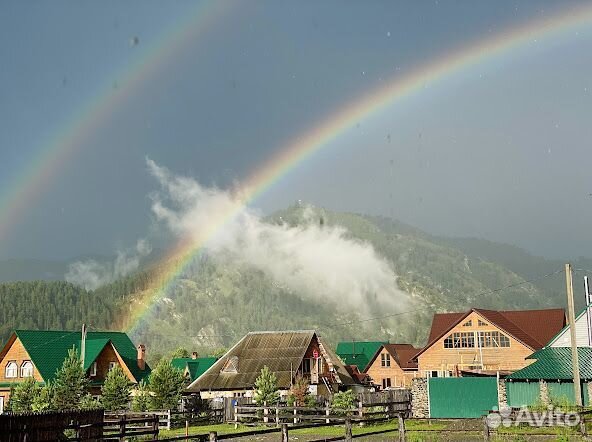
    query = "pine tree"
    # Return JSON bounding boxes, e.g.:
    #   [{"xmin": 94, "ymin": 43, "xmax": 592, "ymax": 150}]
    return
[
  {"xmin": 101, "ymin": 365, "xmax": 131, "ymax": 411},
  {"xmin": 8, "ymin": 377, "xmax": 41, "ymax": 412},
  {"xmin": 32, "ymin": 381, "xmax": 54, "ymax": 412},
  {"xmin": 52, "ymin": 347, "xmax": 90, "ymax": 410},
  {"xmin": 148, "ymin": 360, "xmax": 185, "ymax": 410},
  {"xmin": 254, "ymin": 366, "xmax": 279, "ymax": 405},
  {"xmin": 131, "ymin": 380, "xmax": 150, "ymax": 412}
]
